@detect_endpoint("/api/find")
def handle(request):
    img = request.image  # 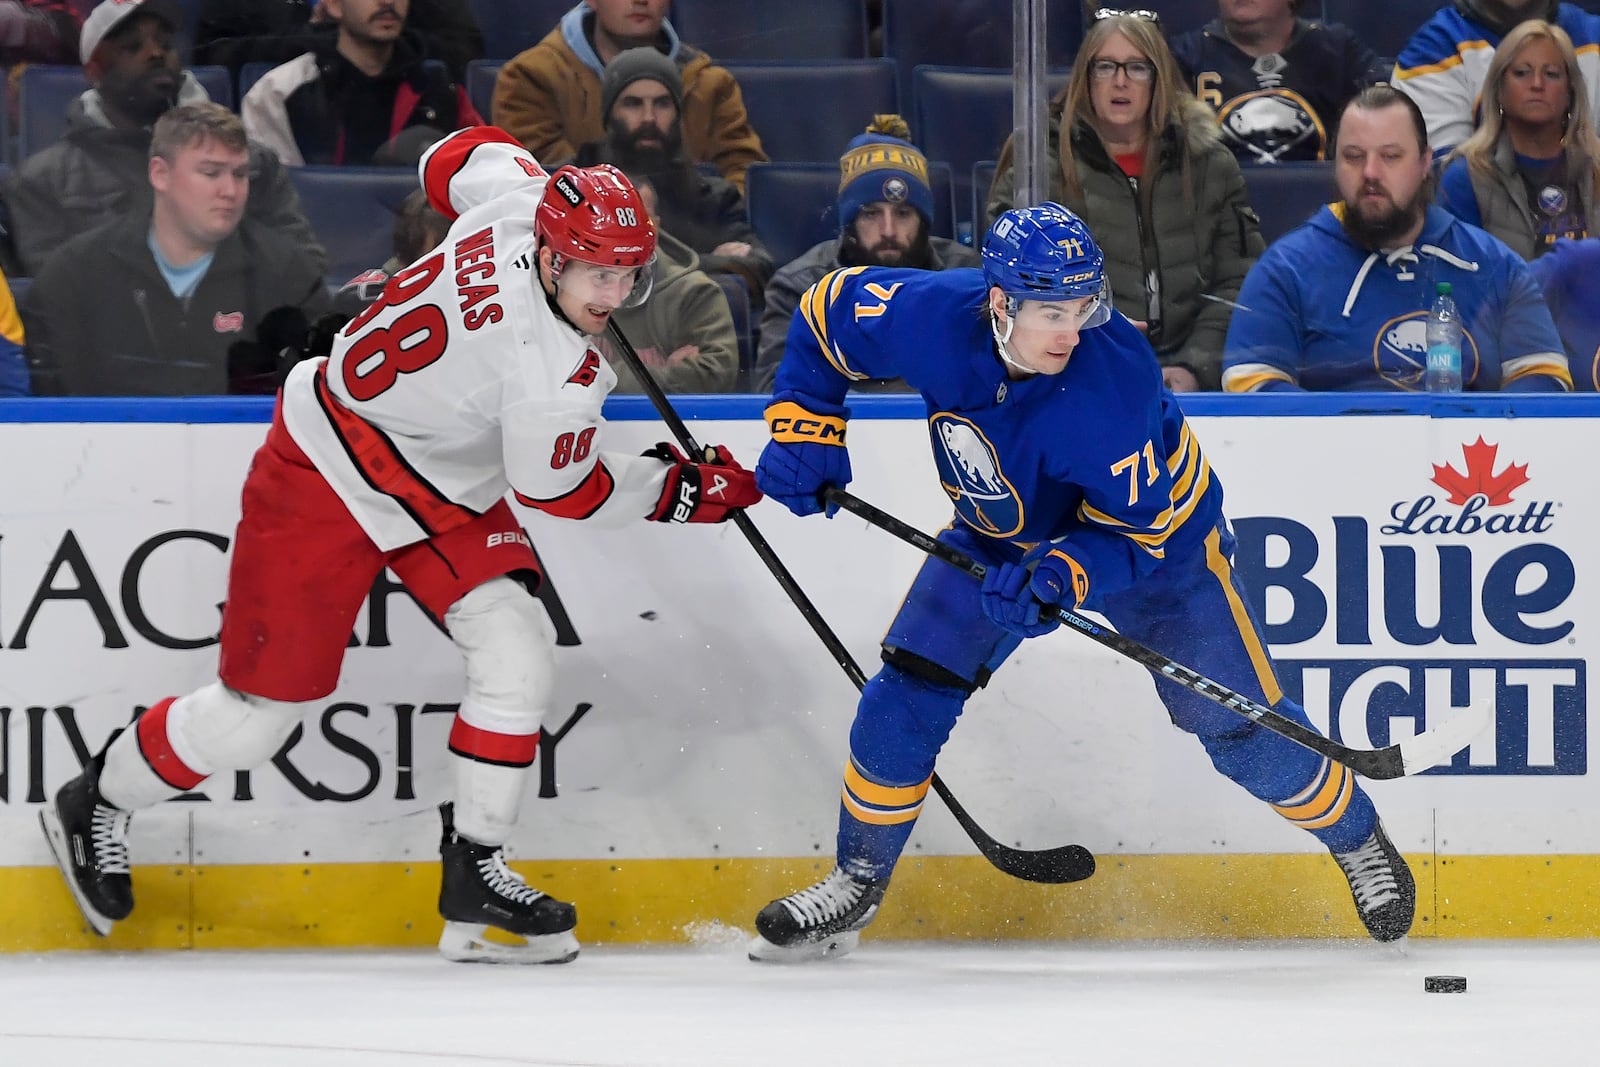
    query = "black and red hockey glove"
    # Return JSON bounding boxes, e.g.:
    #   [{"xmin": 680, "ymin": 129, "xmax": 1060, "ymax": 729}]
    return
[{"xmin": 645, "ymin": 442, "xmax": 763, "ymax": 523}]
